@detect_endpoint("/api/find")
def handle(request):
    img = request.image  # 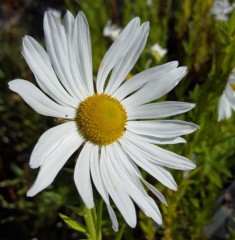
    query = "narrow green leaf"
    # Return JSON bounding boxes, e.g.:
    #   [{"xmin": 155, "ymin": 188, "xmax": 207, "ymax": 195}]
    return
[
  {"xmin": 59, "ymin": 213, "xmax": 87, "ymax": 234},
  {"xmin": 68, "ymin": 205, "xmax": 84, "ymax": 216}
]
